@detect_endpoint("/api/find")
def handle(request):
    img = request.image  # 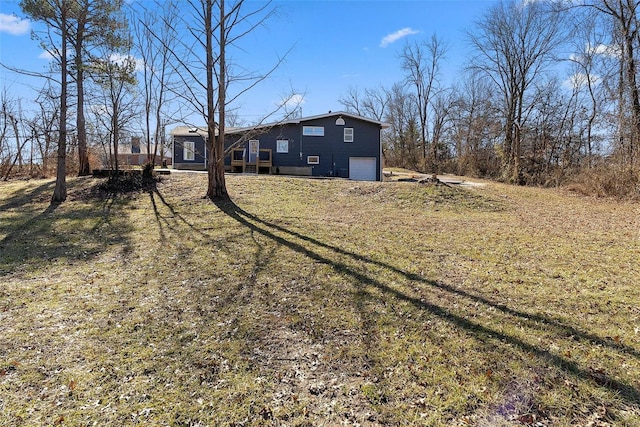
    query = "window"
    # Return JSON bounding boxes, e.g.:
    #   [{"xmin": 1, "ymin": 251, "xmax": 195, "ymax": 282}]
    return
[
  {"xmin": 303, "ymin": 126, "xmax": 325, "ymax": 136},
  {"xmin": 183, "ymin": 141, "xmax": 195, "ymax": 161},
  {"xmin": 307, "ymin": 155, "xmax": 320, "ymax": 164},
  {"xmin": 344, "ymin": 128, "xmax": 354, "ymax": 143},
  {"xmin": 276, "ymin": 139, "xmax": 289, "ymax": 153}
]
